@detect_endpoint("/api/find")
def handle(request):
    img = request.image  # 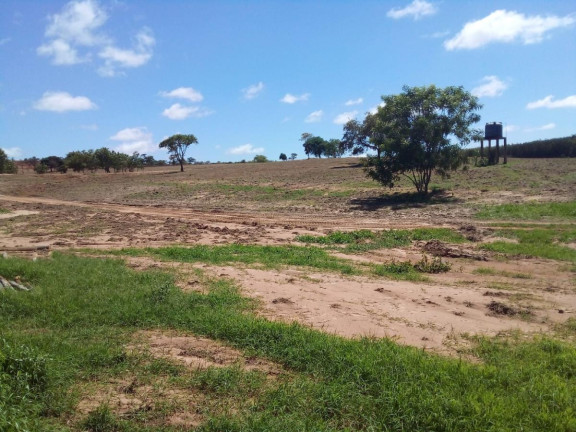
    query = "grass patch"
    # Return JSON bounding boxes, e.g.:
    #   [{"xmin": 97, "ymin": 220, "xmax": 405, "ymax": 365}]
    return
[
  {"xmin": 0, "ymin": 208, "xmax": 10, "ymax": 214},
  {"xmin": 473, "ymin": 267, "xmax": 532, "ymax": 279},
  {"xmin": 297, "ymin": 228, "xmax": 465, "ymax": 253},
  {"xmin": 118, "ymin": 244, "xmax": 359, "ymax": 275},
  {"xmin": 2, "ymin": 253, "xmax": 576, "ymax": 431},
  {"xmin": 480, "ymin": 227, "xmax": 576, "ymax": 262},
  {"xmin": 476, "ymin": 201, "xmax": 576, "ymax": 220}
]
